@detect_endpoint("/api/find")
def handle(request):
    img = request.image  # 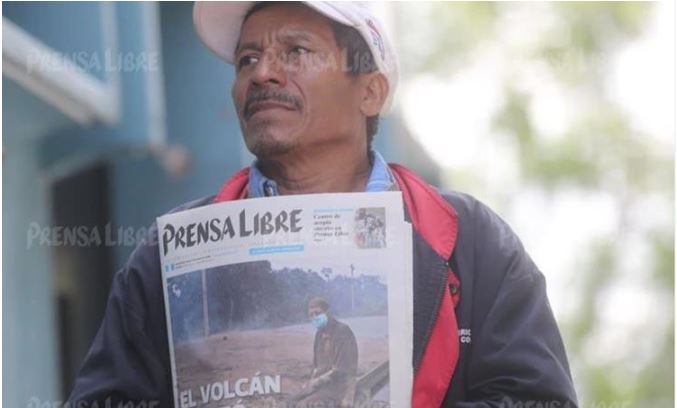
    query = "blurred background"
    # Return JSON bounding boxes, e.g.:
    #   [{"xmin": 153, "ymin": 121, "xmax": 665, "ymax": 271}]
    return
[{"xmin": 2, "ymin": 2, "xmax": 674, "ymax": 407}]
